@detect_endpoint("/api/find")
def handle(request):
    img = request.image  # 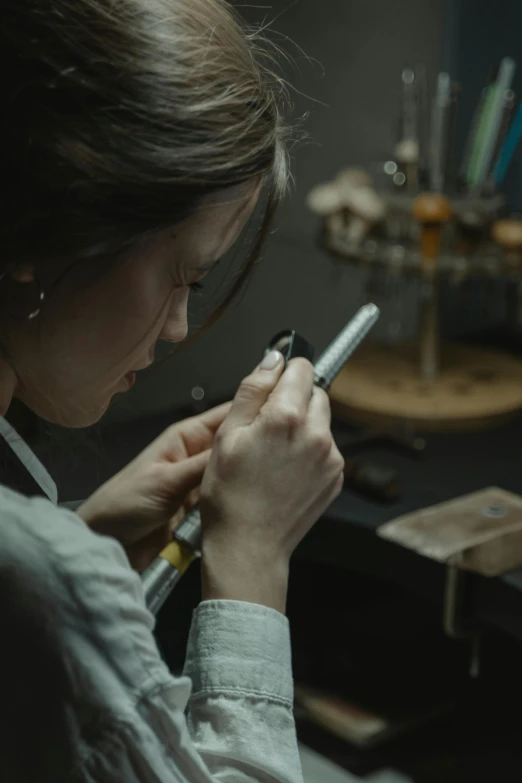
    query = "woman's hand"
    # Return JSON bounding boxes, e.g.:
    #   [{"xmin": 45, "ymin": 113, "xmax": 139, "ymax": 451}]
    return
[
  {"xmin": 78, "ymin": 403, "xmax": 230, "ymax": 571},
  {"xmin": 200, "ymin": 352, "xmax": 345, "ymax": 613}
]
